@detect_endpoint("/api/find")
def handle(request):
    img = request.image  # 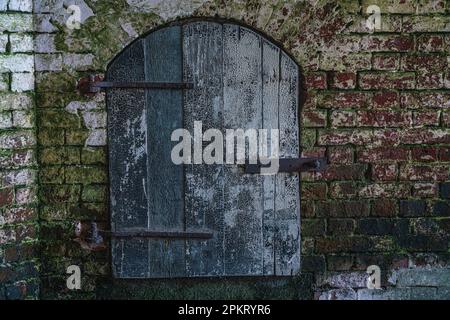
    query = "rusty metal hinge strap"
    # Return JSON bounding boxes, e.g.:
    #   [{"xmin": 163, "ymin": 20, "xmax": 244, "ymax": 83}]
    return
[
  {"xmin": 244, "ymin": 157, "xmax": 327, "ymax": 174},
  {"xmin": 77, "ymin": 75, "xmax": 194, "ymax": 94}
]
